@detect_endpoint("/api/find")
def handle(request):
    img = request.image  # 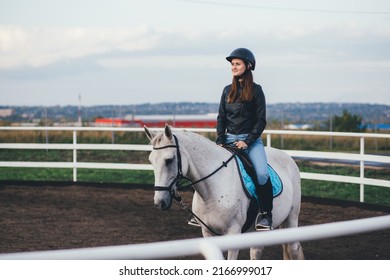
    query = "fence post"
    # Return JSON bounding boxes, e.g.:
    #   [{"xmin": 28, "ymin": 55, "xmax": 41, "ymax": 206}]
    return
[
  {"xmin": 266, "ymin": 133, "xmax": 272, "ymax": 147},
  {"xmin": 360, "ymin": 137, "xmax": 365, "ymax": 202},
  {"xmin": 73, "ymin": 130, "xmax": 77, "ymax": 182}
]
